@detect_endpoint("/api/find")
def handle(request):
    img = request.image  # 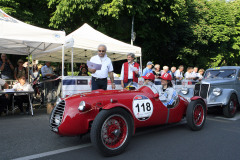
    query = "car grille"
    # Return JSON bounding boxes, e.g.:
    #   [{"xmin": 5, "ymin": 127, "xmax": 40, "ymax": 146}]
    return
[
  {"xmin": 194, "ymin": 84, "xmax": 210, "ymax": 99},
  {"xmin": 49, "ymin": 100, "xmax": 65, "ymax": 130}
]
